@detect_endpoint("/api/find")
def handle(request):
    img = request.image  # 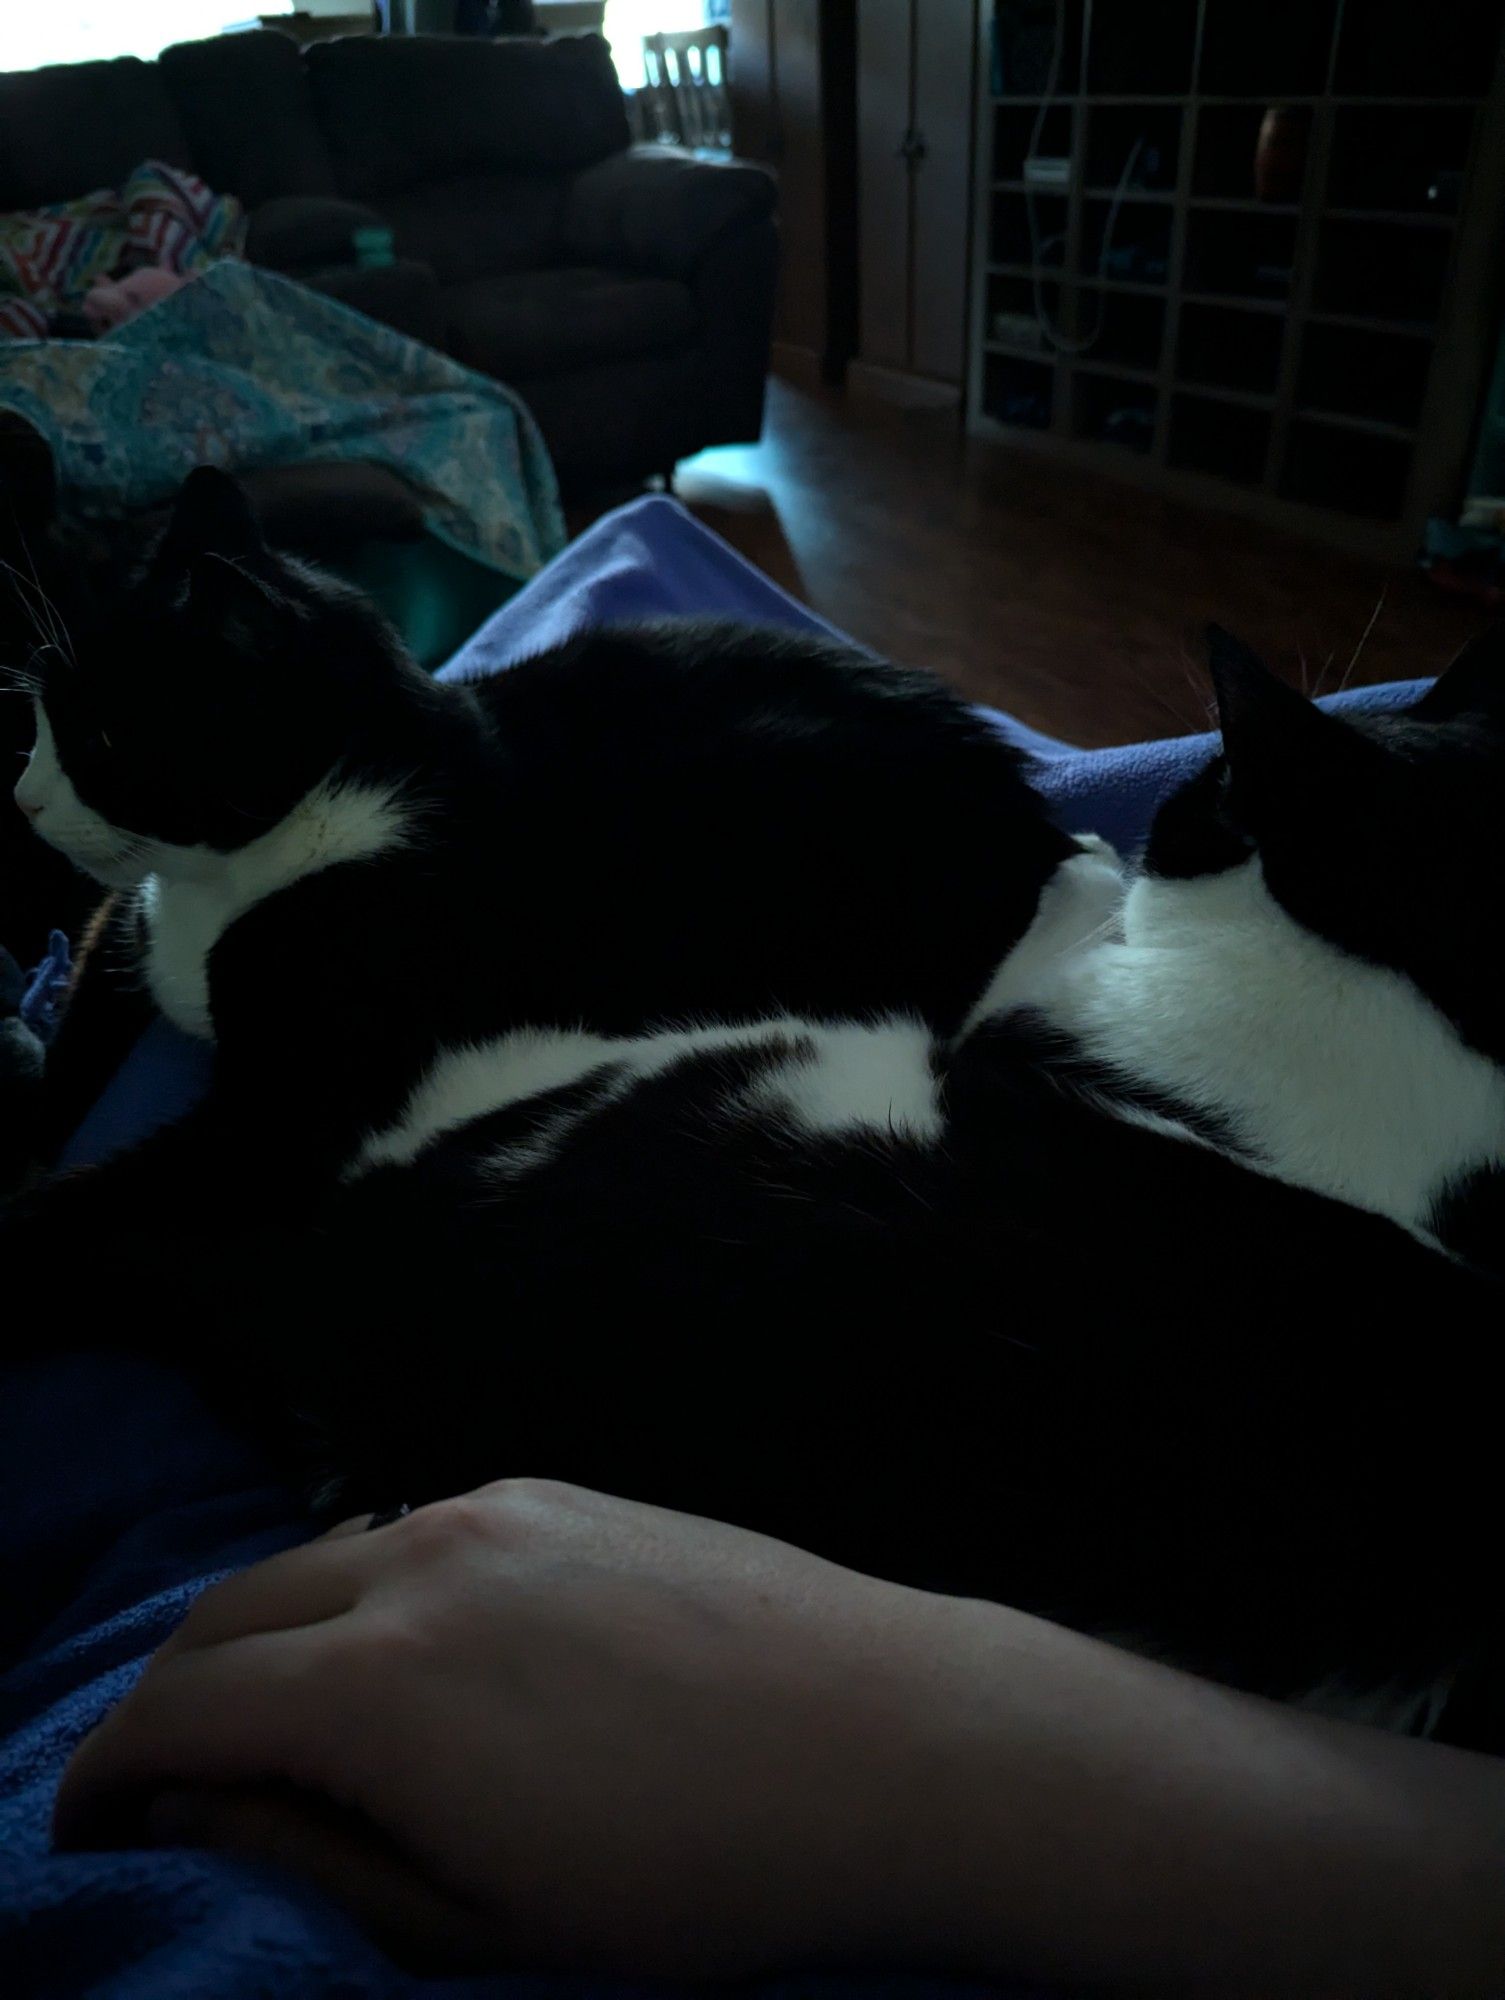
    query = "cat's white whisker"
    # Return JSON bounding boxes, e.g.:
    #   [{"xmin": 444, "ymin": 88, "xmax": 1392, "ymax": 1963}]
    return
[{"xmin": 1337, "ymin": 586, "xmax": 1387, "ymax": 696}]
